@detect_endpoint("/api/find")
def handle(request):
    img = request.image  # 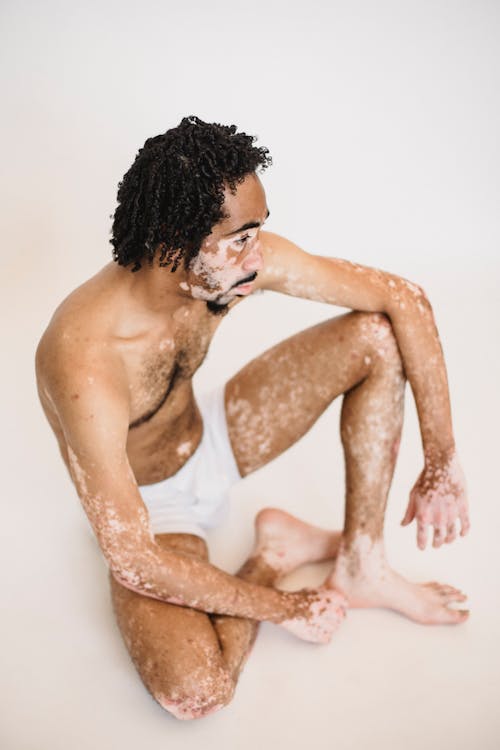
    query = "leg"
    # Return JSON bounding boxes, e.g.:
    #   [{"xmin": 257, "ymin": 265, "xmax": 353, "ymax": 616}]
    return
[
  {"xmin": 325, "ymin": 317, "xmax": 469, "ymax": 623},
  {"xmin": 225, "ymin": 311, "xmax": 396, "ymax": 476},
  {"xmin": 109, "ymin": 522, "xmax": 341, "ymax": 721},
  {"xmin": 224, "ymin": 311, "xmax": 468, "ymax": 624},
  {"xmin": 211, "ymin": 508, "xmax": 343, "ymax": 678}
]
